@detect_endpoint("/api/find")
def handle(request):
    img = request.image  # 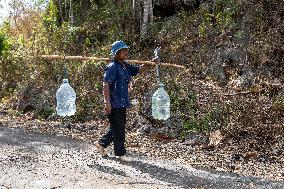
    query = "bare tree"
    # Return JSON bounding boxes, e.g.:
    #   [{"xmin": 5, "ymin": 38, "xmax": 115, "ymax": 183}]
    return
[
  {"xmin": 140, "ymin": 0, "xmax": 153, "ymax": 40},
  {"xmin": 131, "ymin": 0, "xmax": 142, "ymax": 35},
  {"xmin": 69, "ymin": 0, "xmax": 73, "ymax": 25},
  {"xmin": 57, "ymin": 0, "xmax": 64, "ymax": 23},
  {"xmin": 9, "ymin": 0, "xmax": 25, "ymax": 26}
]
